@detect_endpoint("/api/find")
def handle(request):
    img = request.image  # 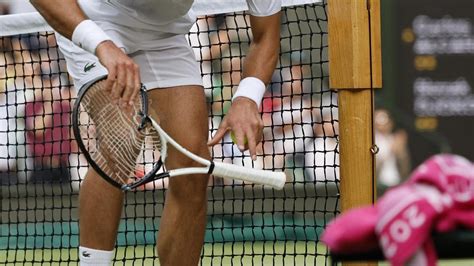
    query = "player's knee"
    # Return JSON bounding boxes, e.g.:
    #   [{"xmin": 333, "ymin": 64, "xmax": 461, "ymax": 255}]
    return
[
  {"xmin": 166, "ymin": 141, "xmax": 210, "ymax": 203},
  {"xmin": 169, "ymin": 171, "xmax": 209, "ymax": 192},
  {"xmin": 168, "ymin": 157, "xmax": 209, "ymax": 204},
  {"xmin": 169, "ymin": 142, "xmax": 211, "ymax": 168}
]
